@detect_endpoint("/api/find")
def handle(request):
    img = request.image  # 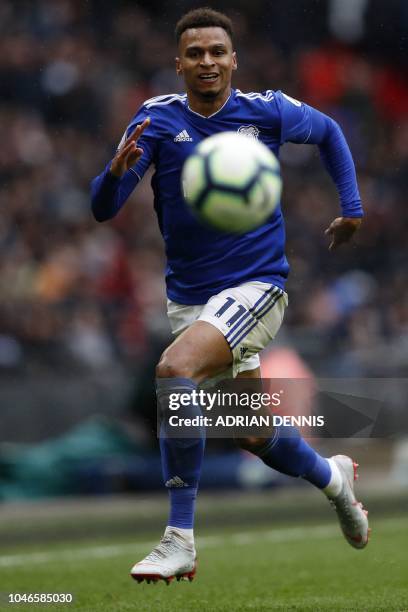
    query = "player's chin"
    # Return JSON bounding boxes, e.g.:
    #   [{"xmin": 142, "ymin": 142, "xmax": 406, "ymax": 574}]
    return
[
  {"xmin": 199, "ymin": 90, "xmax": 220, "ymax": 100},
  {"xmin": 196, "ymin": 84, "xmax": 223, "ymax": 99}
]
